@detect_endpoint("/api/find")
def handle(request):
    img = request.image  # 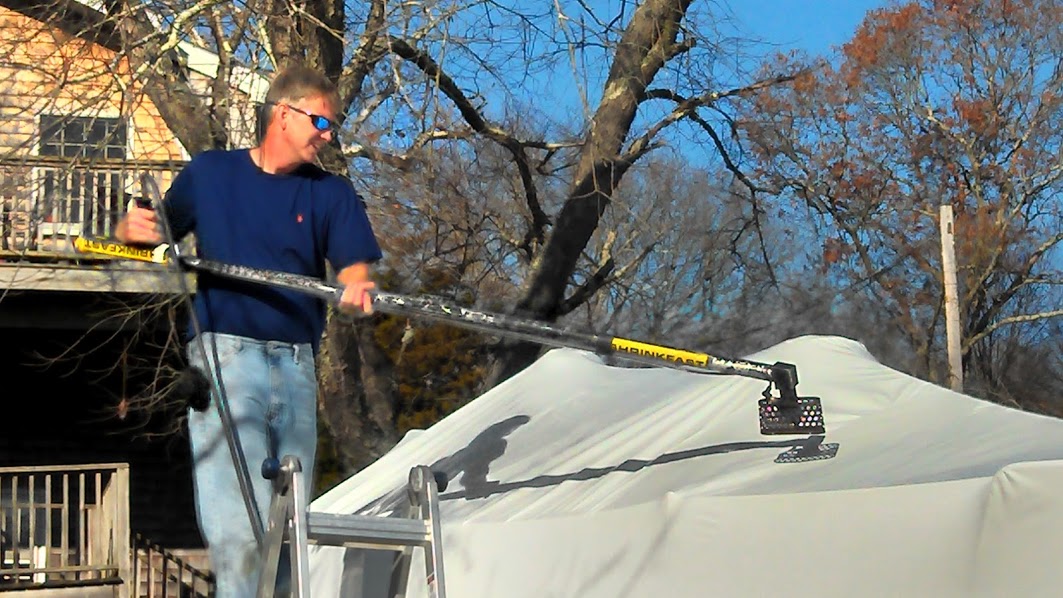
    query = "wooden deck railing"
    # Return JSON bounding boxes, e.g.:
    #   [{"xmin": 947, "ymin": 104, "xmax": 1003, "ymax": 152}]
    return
[
  {"xmin": 0, "ymin": 463, "xmax": 131, "ymax": 596},
  {"xmin": 0, "ymin": 157, "xmax": 186, "ymax": 257},
  {"xmin": 133, "ymin": 533, "xmax": 215, "ymax": 598}
]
